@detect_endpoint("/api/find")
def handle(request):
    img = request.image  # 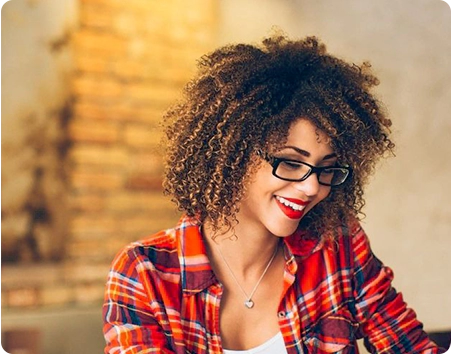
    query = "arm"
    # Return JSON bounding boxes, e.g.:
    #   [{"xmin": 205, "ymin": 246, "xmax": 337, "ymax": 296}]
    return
[
  {"xmin": 103, "ymin": 246, "xmax": 177, "ymax": 354},
  {"xmin": 350, "ymin": 225, "xmax": 445, "ymax": 353}
]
